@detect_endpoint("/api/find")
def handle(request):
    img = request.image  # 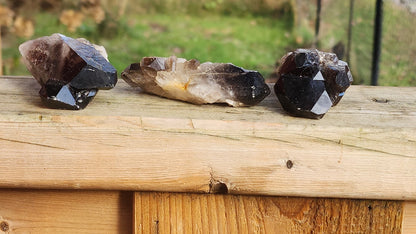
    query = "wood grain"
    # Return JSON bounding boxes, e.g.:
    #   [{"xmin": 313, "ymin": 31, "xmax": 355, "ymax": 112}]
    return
[
  {"xmin": 0, "ymin": 189, "xmax": 132, "ymax": 234},
  {"xmin": 0, "ymin": 76, "xmax": 415, "ymax": 199},
  {"xmin": 134, "ymin": 192, "xmax": 403, "ymax": 233},
  {"xmin": 403, "ymin": 201, "xmax": 416, "ymax": 234}
]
